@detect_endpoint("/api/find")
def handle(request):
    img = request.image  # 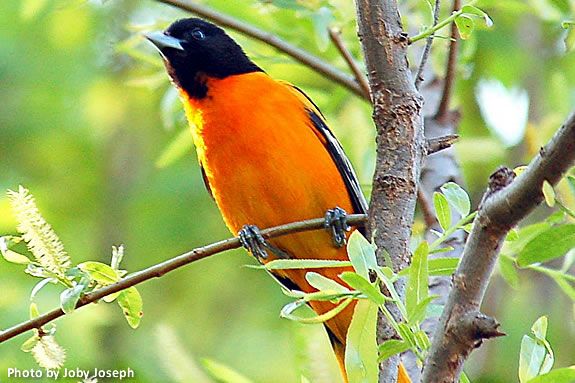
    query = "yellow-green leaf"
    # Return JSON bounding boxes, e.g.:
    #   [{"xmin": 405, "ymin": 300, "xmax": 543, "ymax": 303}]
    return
[
  {"xmin": 517, "ymin": 224, "xmax": 575, "ymax": 267},
  {"xmin": 455, "ymin": 14, "xmax": 475, "ymax": 39},
  {"xmin": 78, "ymin": 261, "xmax": 120, "ymax": 285},
  {"xmin": 340, "ymin": 271, "xmax": 386, "ymax": 304},
  {"xmin": 345, "ymin": 300, "xmax": 378, "ymax": 383},
  {"xmin": 406, "ymin": 241, "xmax": 429, "ymax": 321},
  {"xmin": 117, "ymin": 287, "xmax": 143, "ymax": 329},
  {"xmin": 433, "ymin": 192, "xmax": 451, "ymax": 231},
  {"xmin": 542, "ymin": 181, "xmax": 555, "ymax": 207},
  {"xmin": 347, "ymin": 231, "xmax": 377, "ymax": 278}
]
